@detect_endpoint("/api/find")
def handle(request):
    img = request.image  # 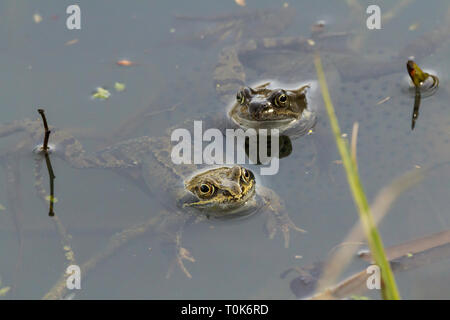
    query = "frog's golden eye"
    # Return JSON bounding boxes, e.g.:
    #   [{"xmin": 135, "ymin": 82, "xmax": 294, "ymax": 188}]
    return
[
  {"xmin": 275, "ymin": 93, "xmax": 288, "ymax": 107},
  {"xmin": 241, "ymin": 168, "xmax": 251, "ymax": 183},
  {"xmin": 199, "ymin": 183, "xmax": 214, "ymax": 197},
  {"xmin": 236, "ymin": 91, "xmax": 245, "ymax": 105}
]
